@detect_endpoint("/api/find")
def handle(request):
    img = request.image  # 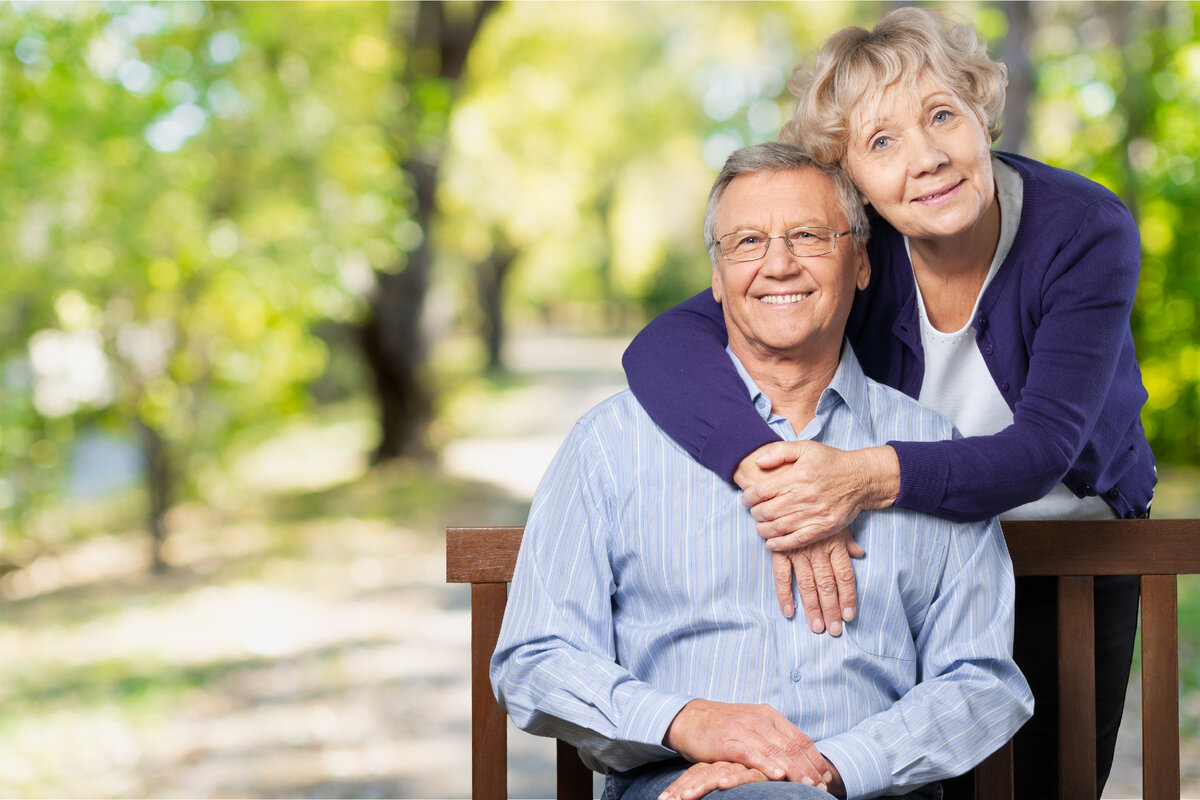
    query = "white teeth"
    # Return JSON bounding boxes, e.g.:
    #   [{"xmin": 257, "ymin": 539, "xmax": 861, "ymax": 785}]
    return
[{"xmin": 760, "ymin": 293, "xmax": 809, "ymax": 304}]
